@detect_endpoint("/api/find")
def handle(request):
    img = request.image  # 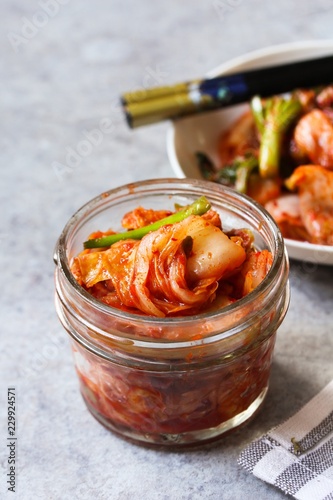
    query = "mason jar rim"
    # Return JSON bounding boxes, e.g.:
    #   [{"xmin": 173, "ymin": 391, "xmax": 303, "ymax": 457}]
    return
[{"xmin": 54, "ymin": 178, "xmax": 288, "ymax": 341}]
